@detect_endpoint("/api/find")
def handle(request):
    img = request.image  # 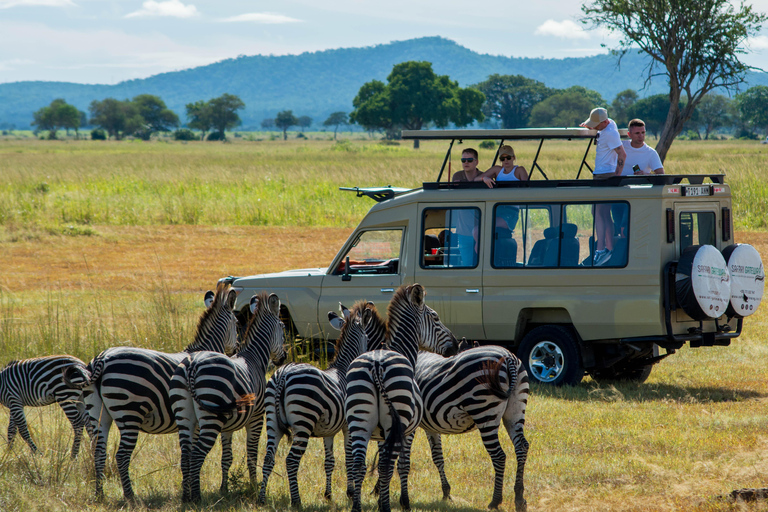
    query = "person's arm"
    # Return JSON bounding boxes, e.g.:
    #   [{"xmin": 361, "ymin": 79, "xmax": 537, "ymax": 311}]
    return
[
  {"xmin": 613, "ymin": 145, "xmax": 626, "ymax": 176},
  {"xmin": 649, "ymin": 150, "xmax": 664, "ymax": 174},
  {"xmin": 474, "ymin": 166, "xmax": 501, "ymax": 188},
  {"xmin": 515, "ymin": 166, "xmax": 529, "ymax": 181}
]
